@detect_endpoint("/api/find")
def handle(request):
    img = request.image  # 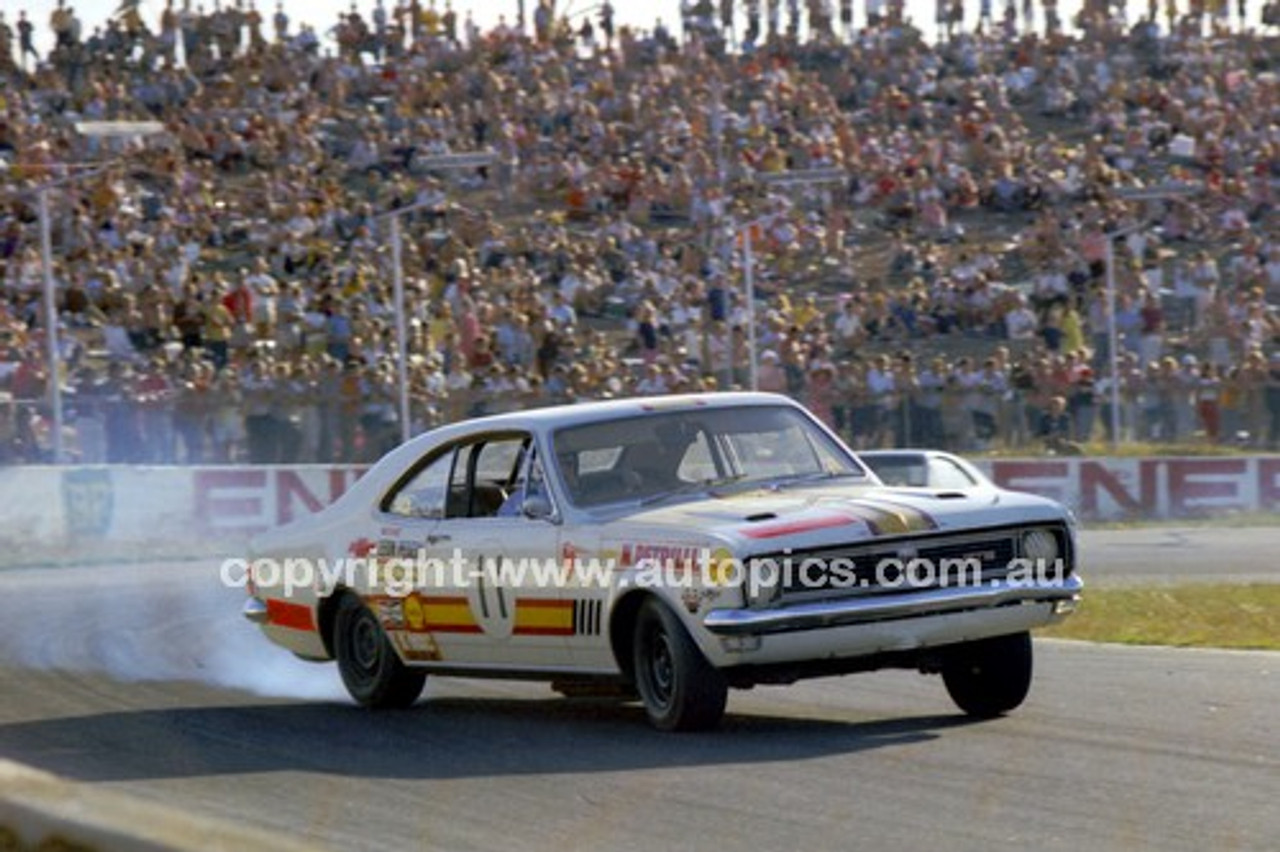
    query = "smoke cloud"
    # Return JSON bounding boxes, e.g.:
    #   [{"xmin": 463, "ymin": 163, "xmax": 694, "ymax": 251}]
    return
[{"xmin": 0, "ymin": 558, "xmax": 349, "ymax": 702}]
